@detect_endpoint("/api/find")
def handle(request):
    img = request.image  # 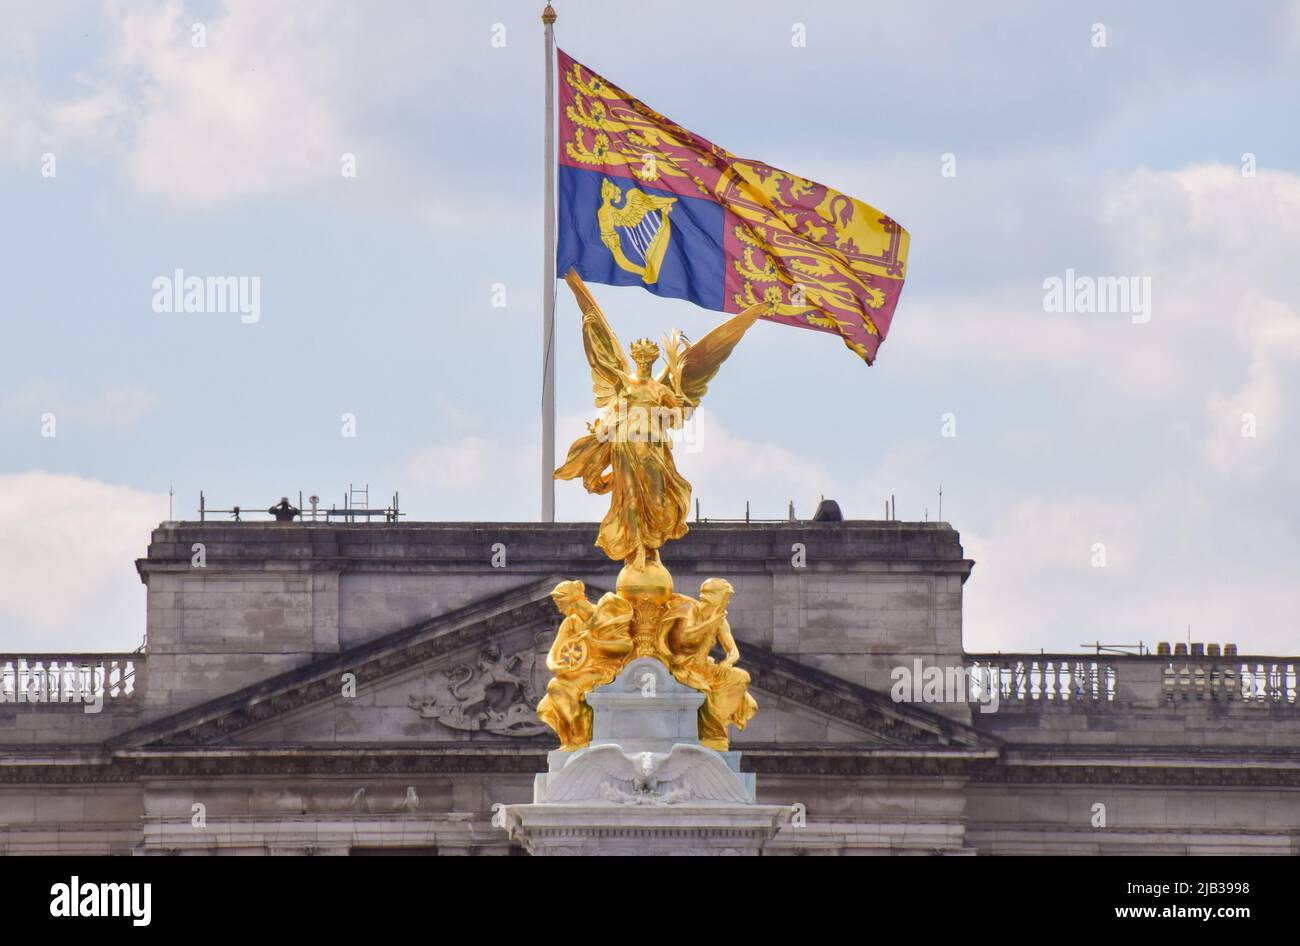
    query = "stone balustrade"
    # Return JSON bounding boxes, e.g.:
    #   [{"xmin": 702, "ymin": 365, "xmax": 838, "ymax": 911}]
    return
[
  {"xmin": 1164, "ymin": 658, "xmax": 1297, "ymax": 704},
  {"xmin": 966, "ymin": 653, "xmax": 1299, "ymax": 706},
  {"xmin": 0, "ymin": 654, "xmax": 141, "ymax": 705},
  {"xmin": 966, "ymin": 655, "xmax": 1118, "ymax": 704},
  {"xmin": 4, "ymin": 649, "xmax": 1296, "ymax": 715}
]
